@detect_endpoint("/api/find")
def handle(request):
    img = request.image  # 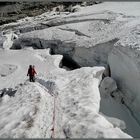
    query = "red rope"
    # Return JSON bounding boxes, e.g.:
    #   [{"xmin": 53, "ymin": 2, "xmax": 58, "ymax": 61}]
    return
[{"xmin": 51, "ymin": 96, "xmax": 56, "ymax": 138}]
